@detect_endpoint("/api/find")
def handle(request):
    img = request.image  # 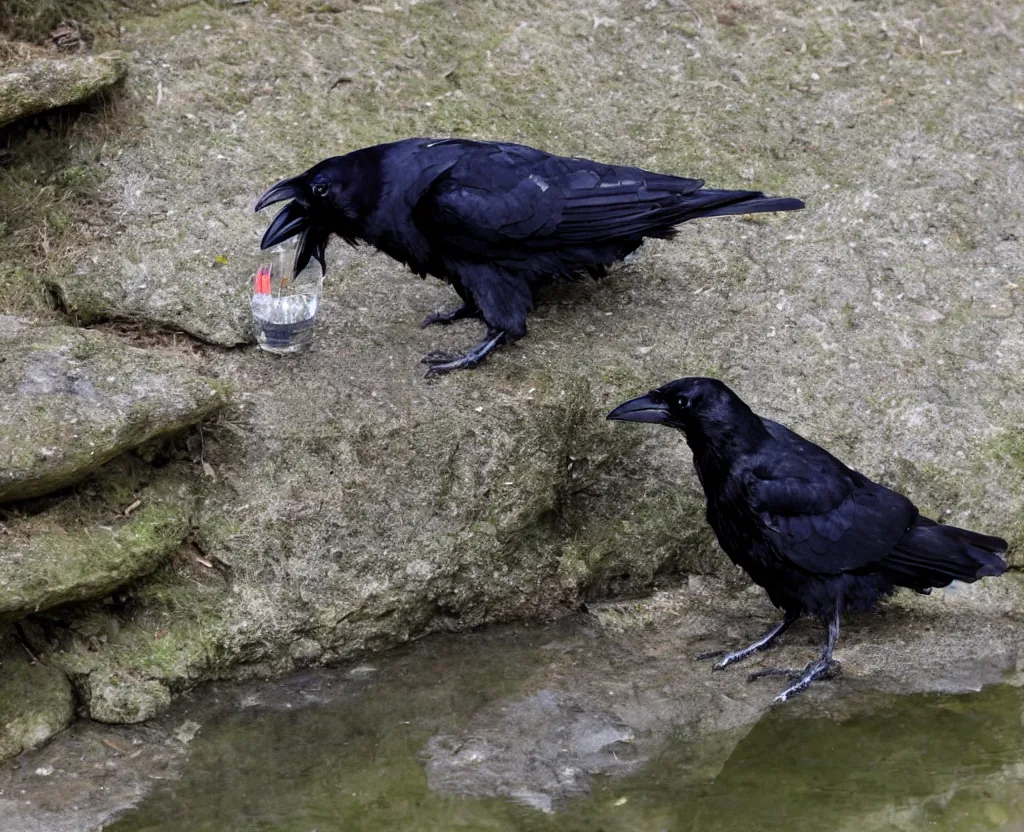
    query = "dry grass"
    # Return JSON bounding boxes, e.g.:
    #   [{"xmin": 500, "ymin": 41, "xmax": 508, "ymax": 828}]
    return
[
  {"xmin": 0, "ymin": 0, "xmax": 140, "ymax": 316},
  {"xmin": 0, "ymin": 0, "xmax": 114, "ymax": 43},
  {"xmin": 0, "ymin": 80, "xmax": 135, "ymax": 316}
]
